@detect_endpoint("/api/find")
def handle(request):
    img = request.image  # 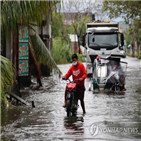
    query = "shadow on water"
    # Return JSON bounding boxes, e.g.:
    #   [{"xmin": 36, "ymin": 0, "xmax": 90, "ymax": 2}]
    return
[
  {"xmin": 1, "ymin": 57, "xmax": 141, "ymax": 141},
  {"xmin": 1, "ymin": 108, "xmax": 22, "ymax": 127},
  {"xmin": 92, "ymin": 90, "xmax": 126, "ymax": 99},
  {"xmin": 63, "ymin": 115, "xmax": 85, "ymax": 140}
]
